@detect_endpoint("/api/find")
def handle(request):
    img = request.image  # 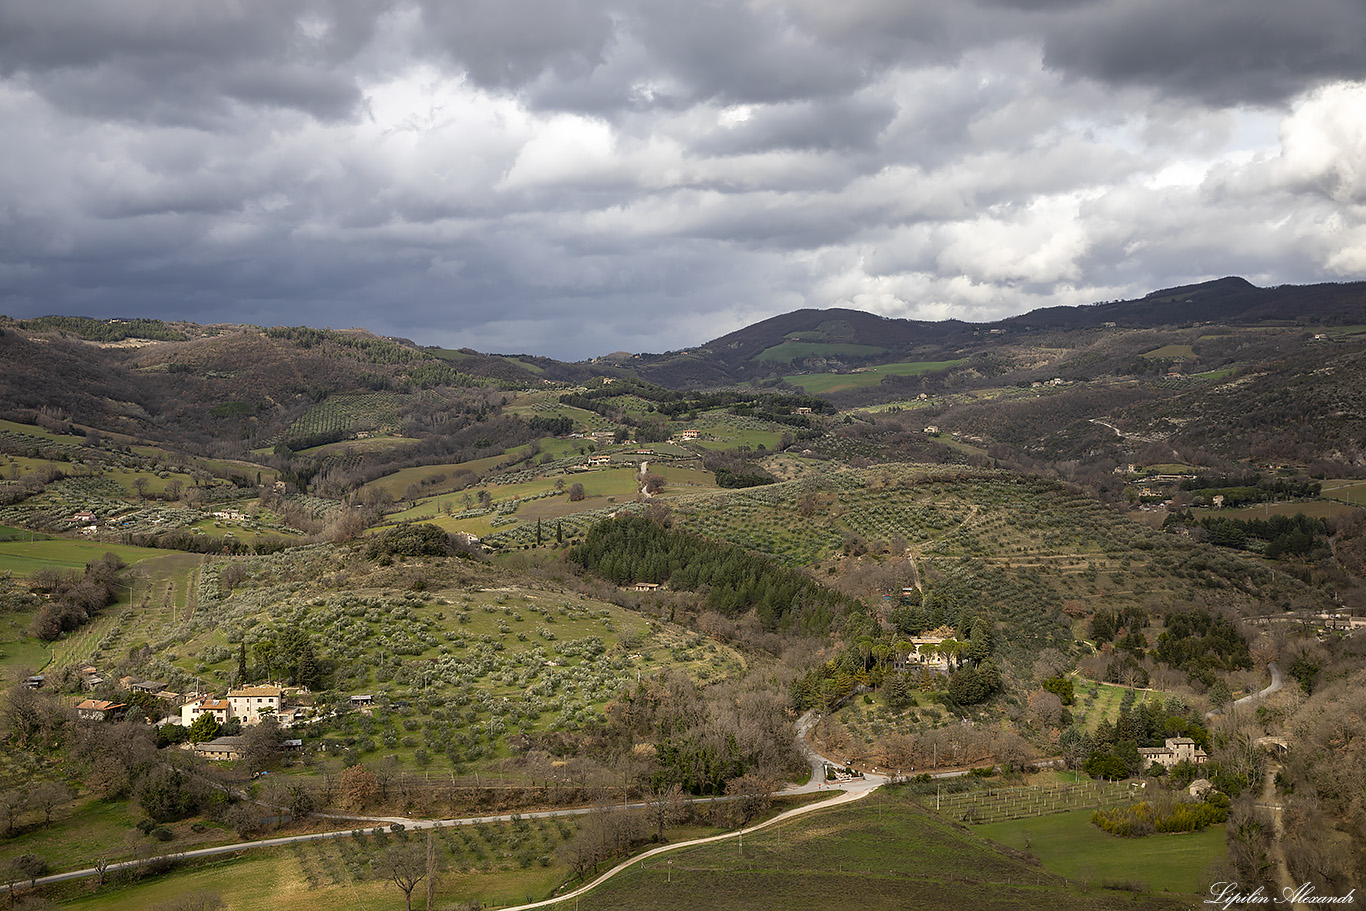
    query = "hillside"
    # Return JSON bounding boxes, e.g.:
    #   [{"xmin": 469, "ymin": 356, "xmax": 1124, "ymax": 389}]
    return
[{"xmin": 2, "ymin": 280, "xmax": 1365, "ymax": 904}]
